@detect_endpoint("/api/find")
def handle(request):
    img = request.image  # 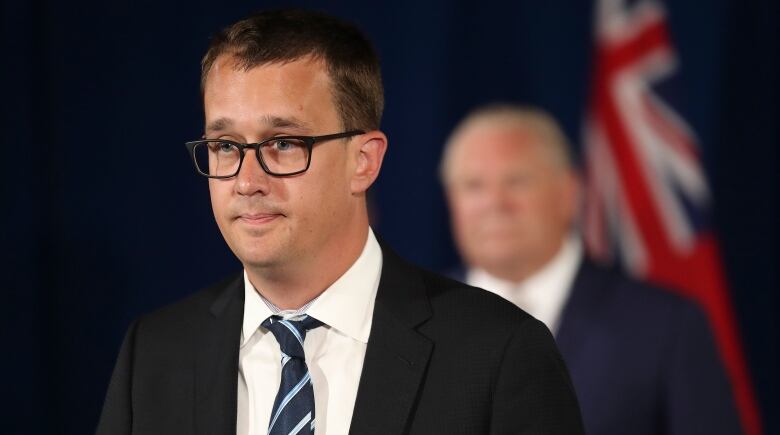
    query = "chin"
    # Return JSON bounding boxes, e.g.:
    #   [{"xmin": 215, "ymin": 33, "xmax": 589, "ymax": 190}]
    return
[
  {"xmin": 240, "ymin": 257, "xmax": 276, "ymax": 270},
  {"xmin": 224, "ymin": 233, "xmax": 274, "ymax": 266},
  {"xmin": 475, "ymin": 243, "xmax": 526, "ymax": 262},
  {"xmin": 235, "ymin": 248, "xmax": 280, "ymax": 270},
  {"xmin": 475, "ymin": 236, "xmax": 518, "ymax": 252}
]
